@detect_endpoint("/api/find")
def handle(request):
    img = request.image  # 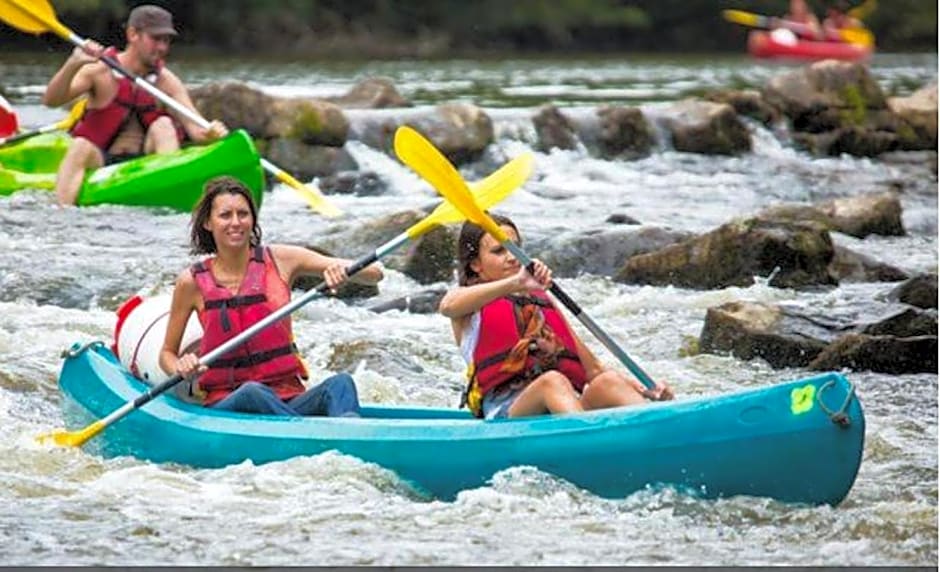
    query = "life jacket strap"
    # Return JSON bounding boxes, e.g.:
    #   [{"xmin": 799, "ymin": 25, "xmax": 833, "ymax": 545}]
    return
[
  {"xmin": 475, "ymin": 346, "xmax": 579, "ymax": 373},
  {"xmin": 208, "ymin": 343, "xmax": 298, "ymax": 370},
  {"xmin": 203, "ymin": 294, "xmax": 267, "ymax": 310}
]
